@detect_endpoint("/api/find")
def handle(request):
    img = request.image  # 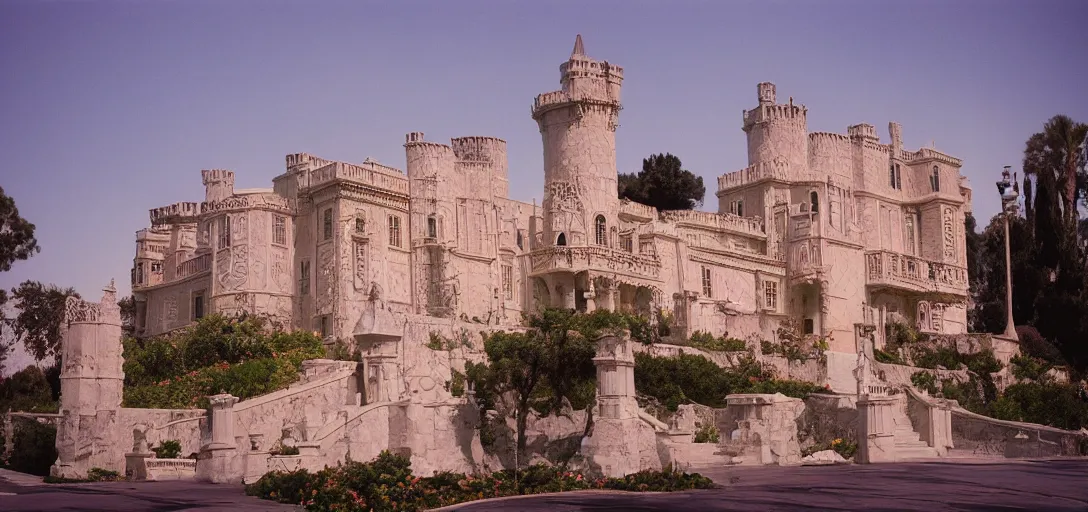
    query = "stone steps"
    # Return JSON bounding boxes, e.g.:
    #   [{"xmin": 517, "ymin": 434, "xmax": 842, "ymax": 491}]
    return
[{"xmin": 890, "ymin": 406, "xmax": 941, "ymax": 459}]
